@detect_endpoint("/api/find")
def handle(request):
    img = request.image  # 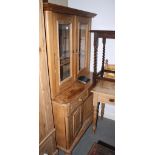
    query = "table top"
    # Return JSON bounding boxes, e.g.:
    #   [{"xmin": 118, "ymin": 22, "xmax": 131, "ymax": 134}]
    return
[{"xmin": 91, "ymin": 80, "xmax": 115, "ymax": 98}]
